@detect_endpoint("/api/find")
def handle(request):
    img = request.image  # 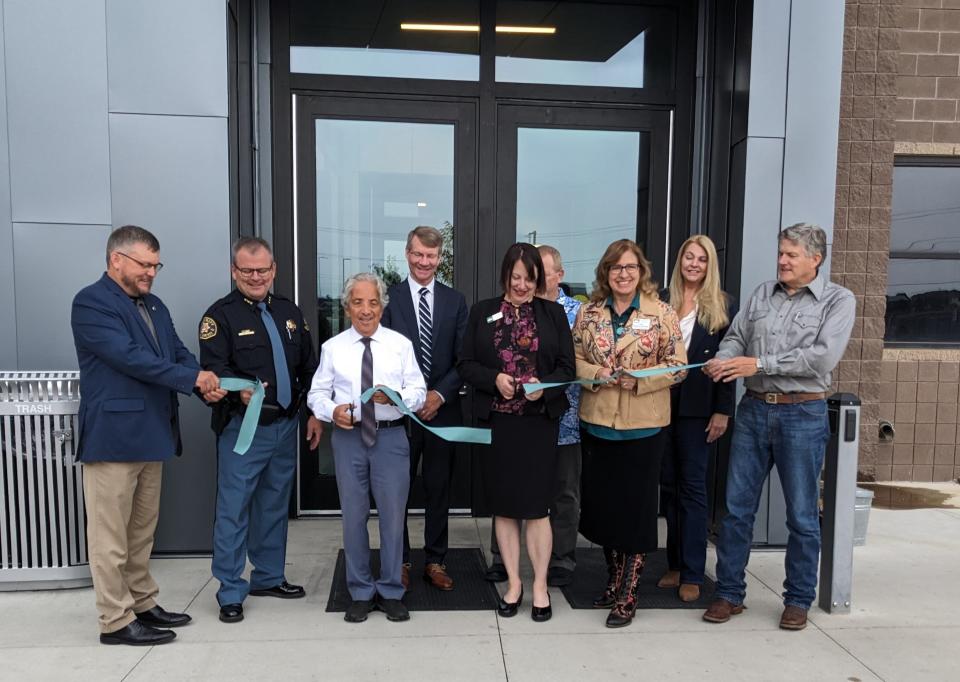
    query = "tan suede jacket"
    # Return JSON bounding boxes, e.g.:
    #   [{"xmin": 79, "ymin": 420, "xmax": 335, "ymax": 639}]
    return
[{"xmin": 573, "ymin": 294, "xmax": 688, "ymax": 431}]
